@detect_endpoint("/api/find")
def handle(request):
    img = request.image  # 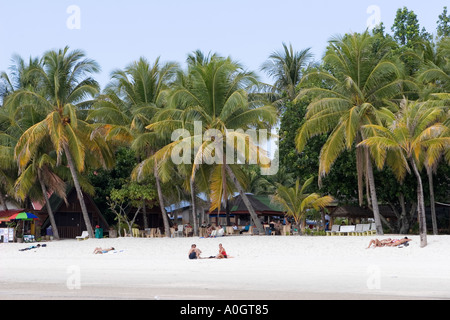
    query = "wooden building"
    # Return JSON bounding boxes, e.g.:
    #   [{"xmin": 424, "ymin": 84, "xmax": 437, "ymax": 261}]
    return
[
  {"xmin": 207, "ymin": 194, "xmax": 286, "ymax": 225},
  {"xmin": 38, "ymin": 187, "xmax": 109, "ymax": 239}
]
